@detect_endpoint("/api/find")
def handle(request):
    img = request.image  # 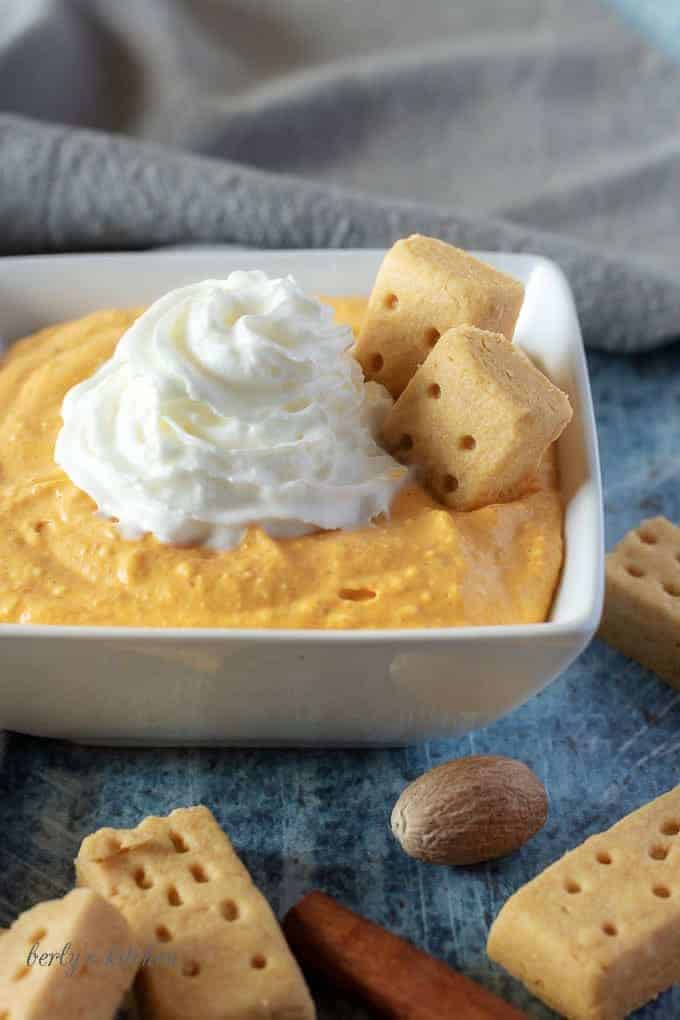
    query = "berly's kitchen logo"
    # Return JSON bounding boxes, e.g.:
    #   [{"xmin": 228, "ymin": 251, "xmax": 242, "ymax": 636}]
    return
[{"xmin": 26, "ymin": 940, "xmax": 178, "ymax": 977}]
